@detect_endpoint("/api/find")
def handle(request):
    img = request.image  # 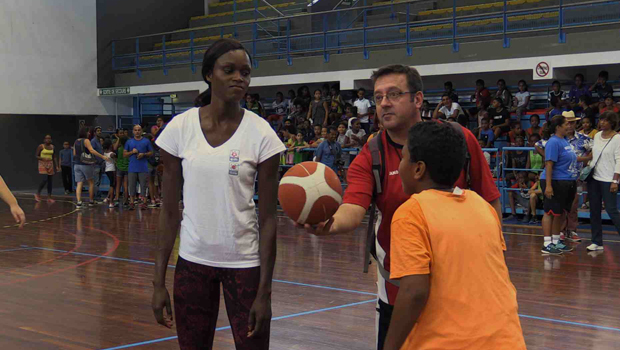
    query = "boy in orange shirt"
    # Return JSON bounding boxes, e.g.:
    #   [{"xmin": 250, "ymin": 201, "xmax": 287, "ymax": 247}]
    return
[{"xmin": 384, "ymin": 122, "xmax": 526, "ymax": 350}]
